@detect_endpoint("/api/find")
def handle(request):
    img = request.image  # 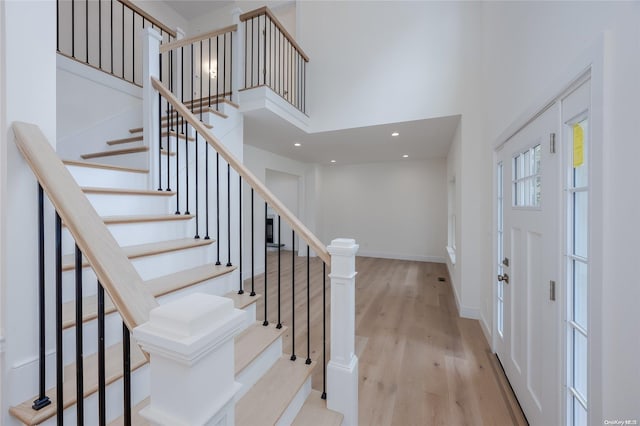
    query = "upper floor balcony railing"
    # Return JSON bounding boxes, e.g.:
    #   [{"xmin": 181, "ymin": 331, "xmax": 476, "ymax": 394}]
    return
[{"xmin": 240, "ymin": 7, "xmax": 309, "ymax": 114}]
